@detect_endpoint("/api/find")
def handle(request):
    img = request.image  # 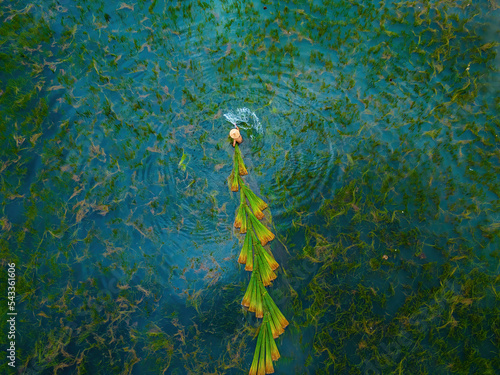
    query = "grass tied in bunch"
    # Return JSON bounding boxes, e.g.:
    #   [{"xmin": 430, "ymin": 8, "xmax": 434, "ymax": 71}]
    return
[{"xmin": 227, "ymin": 142, "xmax": 287, "ymax": 375}]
